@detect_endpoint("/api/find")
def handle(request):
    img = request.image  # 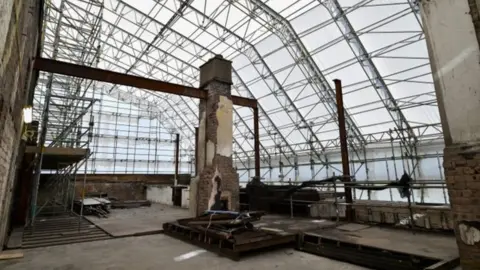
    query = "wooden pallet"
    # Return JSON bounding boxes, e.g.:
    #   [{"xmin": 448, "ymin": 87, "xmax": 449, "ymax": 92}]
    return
[{"xmin": 163, "ymin": 222, "xmax": 296, "ymax": 260}]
